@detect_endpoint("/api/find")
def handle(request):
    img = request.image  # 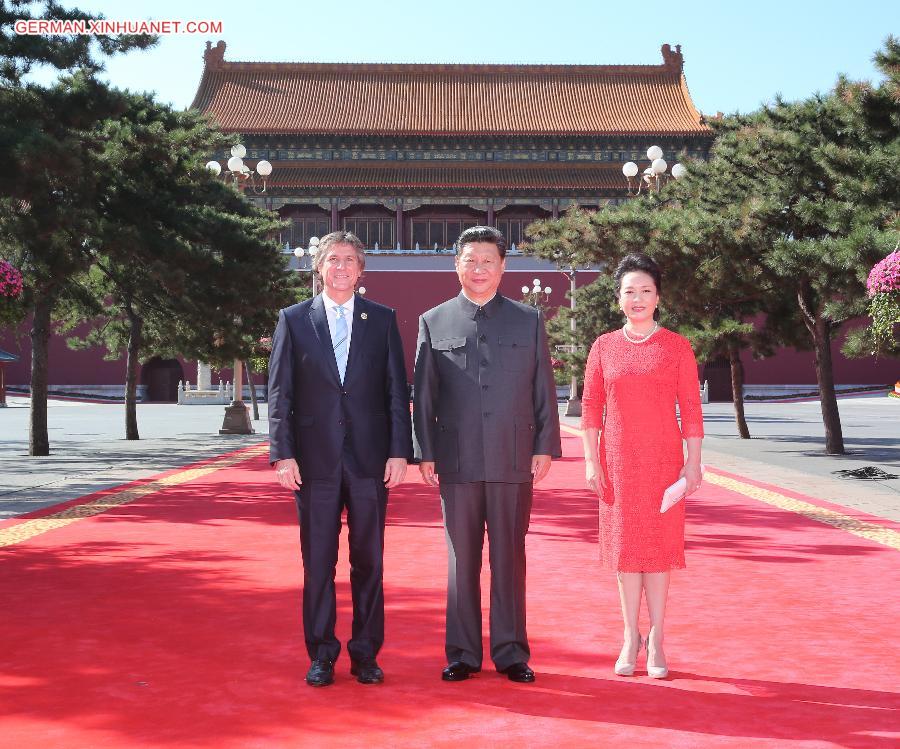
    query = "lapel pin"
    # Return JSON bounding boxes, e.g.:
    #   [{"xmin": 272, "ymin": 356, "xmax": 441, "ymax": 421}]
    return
[{"xmin": 360, "ymin": 312, "xmax": 368, "ymax": 320}]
